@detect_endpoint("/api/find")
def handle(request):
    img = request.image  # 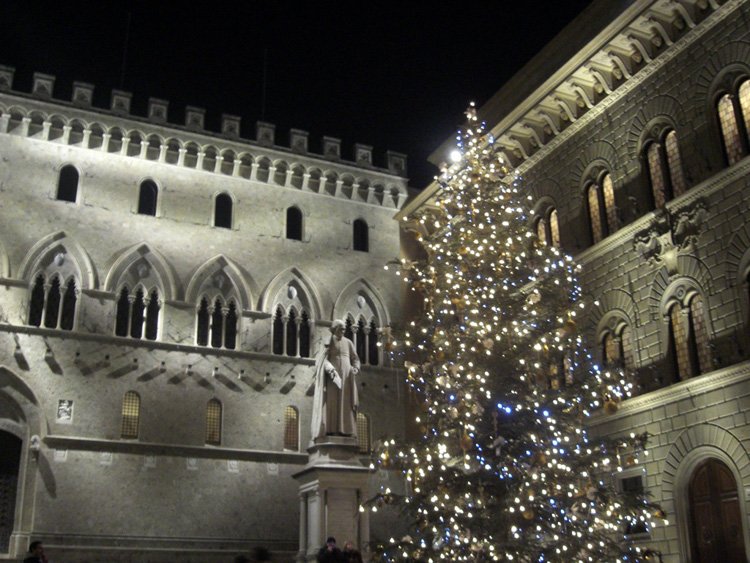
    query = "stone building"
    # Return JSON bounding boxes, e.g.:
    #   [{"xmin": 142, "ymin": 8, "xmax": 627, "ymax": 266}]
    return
[
  {"xmin": 0, "ymin": 67, "xmax": 410, "ymax": 561},
  {"xmin": 402, "ymin": 0, "xmax": 750, "ymax": 561}
]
